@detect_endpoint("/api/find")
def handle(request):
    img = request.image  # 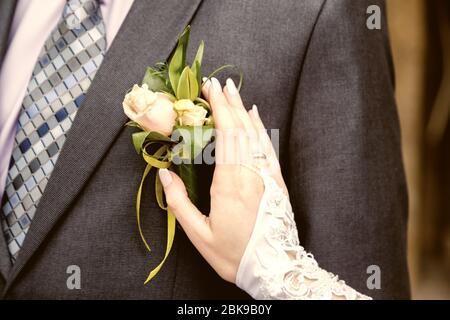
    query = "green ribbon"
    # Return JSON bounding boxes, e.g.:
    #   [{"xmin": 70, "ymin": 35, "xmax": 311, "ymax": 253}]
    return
[{"xmin": 136, "ymin": 144, "xmax": 176, "ymax": 284}]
